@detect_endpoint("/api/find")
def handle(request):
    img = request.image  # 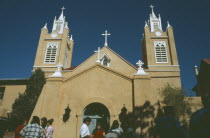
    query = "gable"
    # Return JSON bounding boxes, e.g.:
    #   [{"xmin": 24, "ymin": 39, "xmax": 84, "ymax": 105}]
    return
[{"xmin": 65, "ymin": 46, "xmax": 137, "ymax": 78}]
